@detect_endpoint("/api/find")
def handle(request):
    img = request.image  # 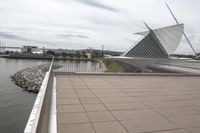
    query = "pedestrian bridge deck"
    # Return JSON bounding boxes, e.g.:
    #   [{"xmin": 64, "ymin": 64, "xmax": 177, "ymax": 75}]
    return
[{"xmin": 55, "ymin": 74, "xmax": 200, "ymax": 133}]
